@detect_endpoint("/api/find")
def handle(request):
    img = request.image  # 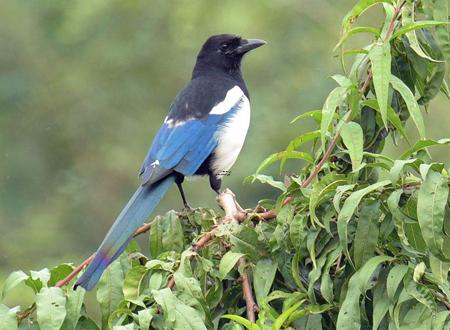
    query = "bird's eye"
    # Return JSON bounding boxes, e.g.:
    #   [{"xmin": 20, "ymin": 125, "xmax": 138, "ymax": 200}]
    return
[{"xmin": 220, "ymin": 43, "xmax": 229, "ymax": 51}]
